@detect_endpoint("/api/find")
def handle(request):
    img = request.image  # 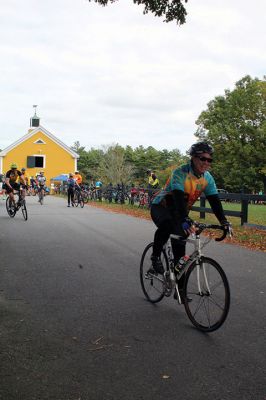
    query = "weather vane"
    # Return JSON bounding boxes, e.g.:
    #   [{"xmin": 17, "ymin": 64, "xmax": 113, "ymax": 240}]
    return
[{"xmin": 33, "ymin": 104, "xmax": 38, "ymax": 115}]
